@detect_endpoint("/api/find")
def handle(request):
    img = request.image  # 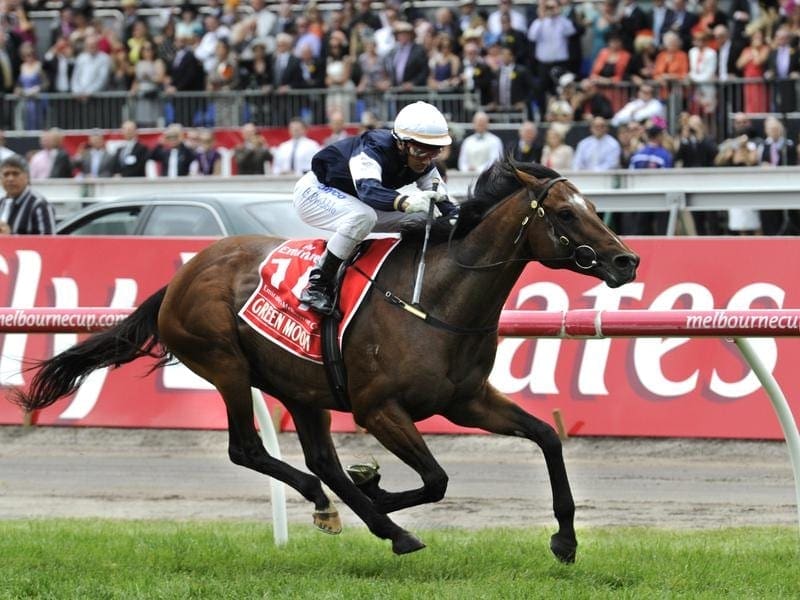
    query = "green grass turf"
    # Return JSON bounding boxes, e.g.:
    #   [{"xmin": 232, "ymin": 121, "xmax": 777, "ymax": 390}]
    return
[{"xmin": 0, "ymin": 521, "xmax": 797, "ymax": 599}]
